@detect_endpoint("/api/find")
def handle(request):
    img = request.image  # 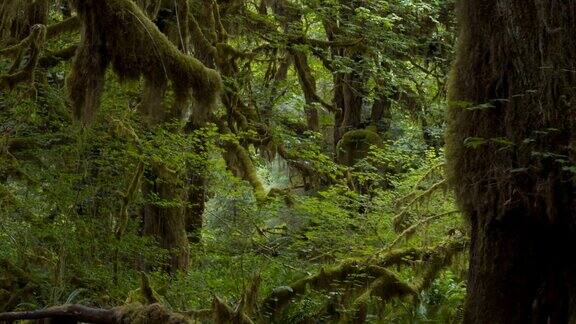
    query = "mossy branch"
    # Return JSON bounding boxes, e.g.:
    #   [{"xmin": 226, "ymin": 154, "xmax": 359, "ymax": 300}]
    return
[
  {"xmin": 68, "ymin": 0, "xmax": 222, "ymax": 123},
  {"xmin": 0, "ymin": 35, "xmax": 33, "ymax": 58},
  {"xmin": 46, "ymin": 16, "xmax": 80, "ymax": 39},
  {"xmin": 260, "ymin": 260, "xmax": 414, "ymax": 318},
  {"xmin": 388, "ymin": 210, "xmax": 460, "ymax": 249},
  {"xmin": 0, "ymin": 24, "xmax": 46, "ymax": 90},
  {"xmin": 415, "ymin": 238, "xmax": 467, "ymax": 292},
  {"xmin": 0, "ymin": 304, "xmax": 116, "ymax": 323},
  {"xmin": 188, "ymin": 14, "xmax": 217, "ymax": 58},
  {"xmin": 262, "ymin": 237, "xmax": 468, "ymax": 318},
  {"xmin": 115, "ymin": 162, "xmax": 145, "ymax": 238},
  {"xmin": 392, "ymin": 179, "xmax": 448, "ymax": 231},
  {"xmin": 38, "ymin": 44, "xmax": 78, "ymax": 68},
  {"xmin": 372, "ymin": 235, "xmax": 467, "ymax": 267},
  {"xmin": 350, "ymin": 269, "xmax": 416, "ymax": 322}
]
